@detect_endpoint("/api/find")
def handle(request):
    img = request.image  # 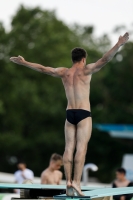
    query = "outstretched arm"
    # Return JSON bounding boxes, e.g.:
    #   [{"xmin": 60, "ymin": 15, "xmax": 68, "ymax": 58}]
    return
[
  {"xmin": 85, "ymin": 32, "xmax": 129, "ymax": 74},
  {"xmin": 10, "ymin": 56, "xmax": 67, "ymax": 78}
]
